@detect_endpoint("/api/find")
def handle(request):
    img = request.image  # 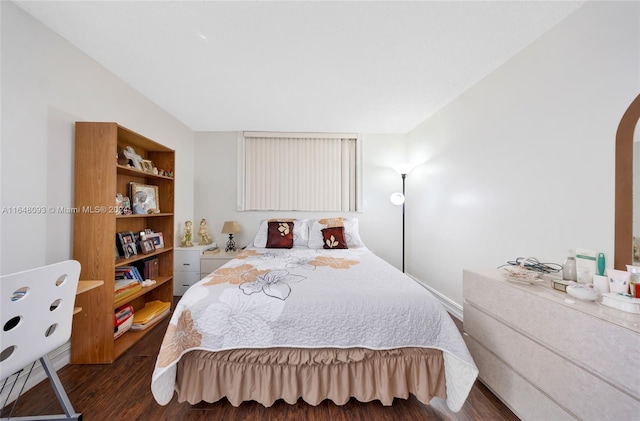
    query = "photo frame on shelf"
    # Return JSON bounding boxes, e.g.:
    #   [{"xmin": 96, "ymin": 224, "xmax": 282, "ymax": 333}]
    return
[
  {"xmin": 148, "ymin": 232, "xmax": 164, "ymax": 249},
  {"xmin": 140, "ymin": 238, "xmax": 155, "ymax": 254},
  {"xmin": 117, "ymin": 231, "xmax": 137, "ymax": 258},
  {"xmin": 141, "ymin": 159, "xmax": 154, "ymax": 172},
  {"xmin": 130, "ymin": 182, "xmax": 160, "ymax": 214}
]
